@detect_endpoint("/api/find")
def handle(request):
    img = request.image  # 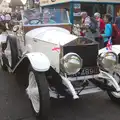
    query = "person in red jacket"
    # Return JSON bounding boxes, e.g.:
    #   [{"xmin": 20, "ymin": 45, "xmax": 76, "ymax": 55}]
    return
[{"xmin": 94, "ymin": 12, "xmax": 105, "ymax": 34}]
